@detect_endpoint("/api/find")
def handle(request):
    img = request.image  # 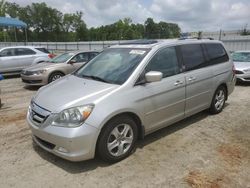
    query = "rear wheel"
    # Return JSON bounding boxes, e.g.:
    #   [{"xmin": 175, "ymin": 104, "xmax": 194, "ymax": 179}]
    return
[
  {"xmin": 97, "ymin": 115, "xmax": 138, "ymax": 163},
  {"xmin": 209, "ymin": 86, "xmax": 227, "ymax": 114},
  {"xmin": 48, "ymin": 72, "xmax": 64, "ymax": 83}
]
